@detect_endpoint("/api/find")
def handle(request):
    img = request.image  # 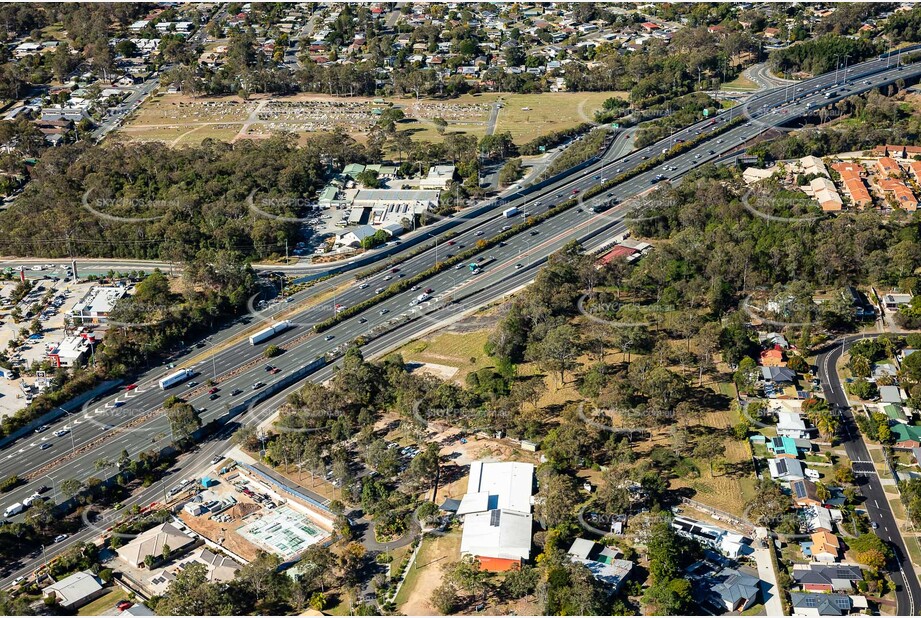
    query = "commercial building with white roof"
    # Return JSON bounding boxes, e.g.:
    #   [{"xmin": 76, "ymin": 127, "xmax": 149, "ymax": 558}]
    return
[
  {"xmin": 71, "ymin": 285, "xmax": 128, "ymax": 325},
  {"xmin": 458, "ymin": 461, "xmax": 534, "ymax": 571}
]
